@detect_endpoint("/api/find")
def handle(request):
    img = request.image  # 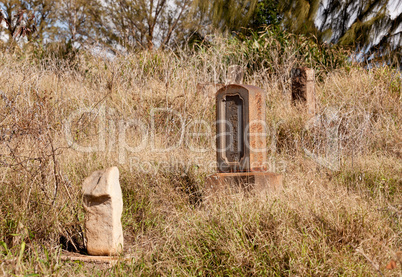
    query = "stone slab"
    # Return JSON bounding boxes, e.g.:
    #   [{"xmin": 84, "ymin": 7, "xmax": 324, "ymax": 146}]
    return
[{"xmin": 60, "ymin": 251, "xmax": 135, "ymax": 267}]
